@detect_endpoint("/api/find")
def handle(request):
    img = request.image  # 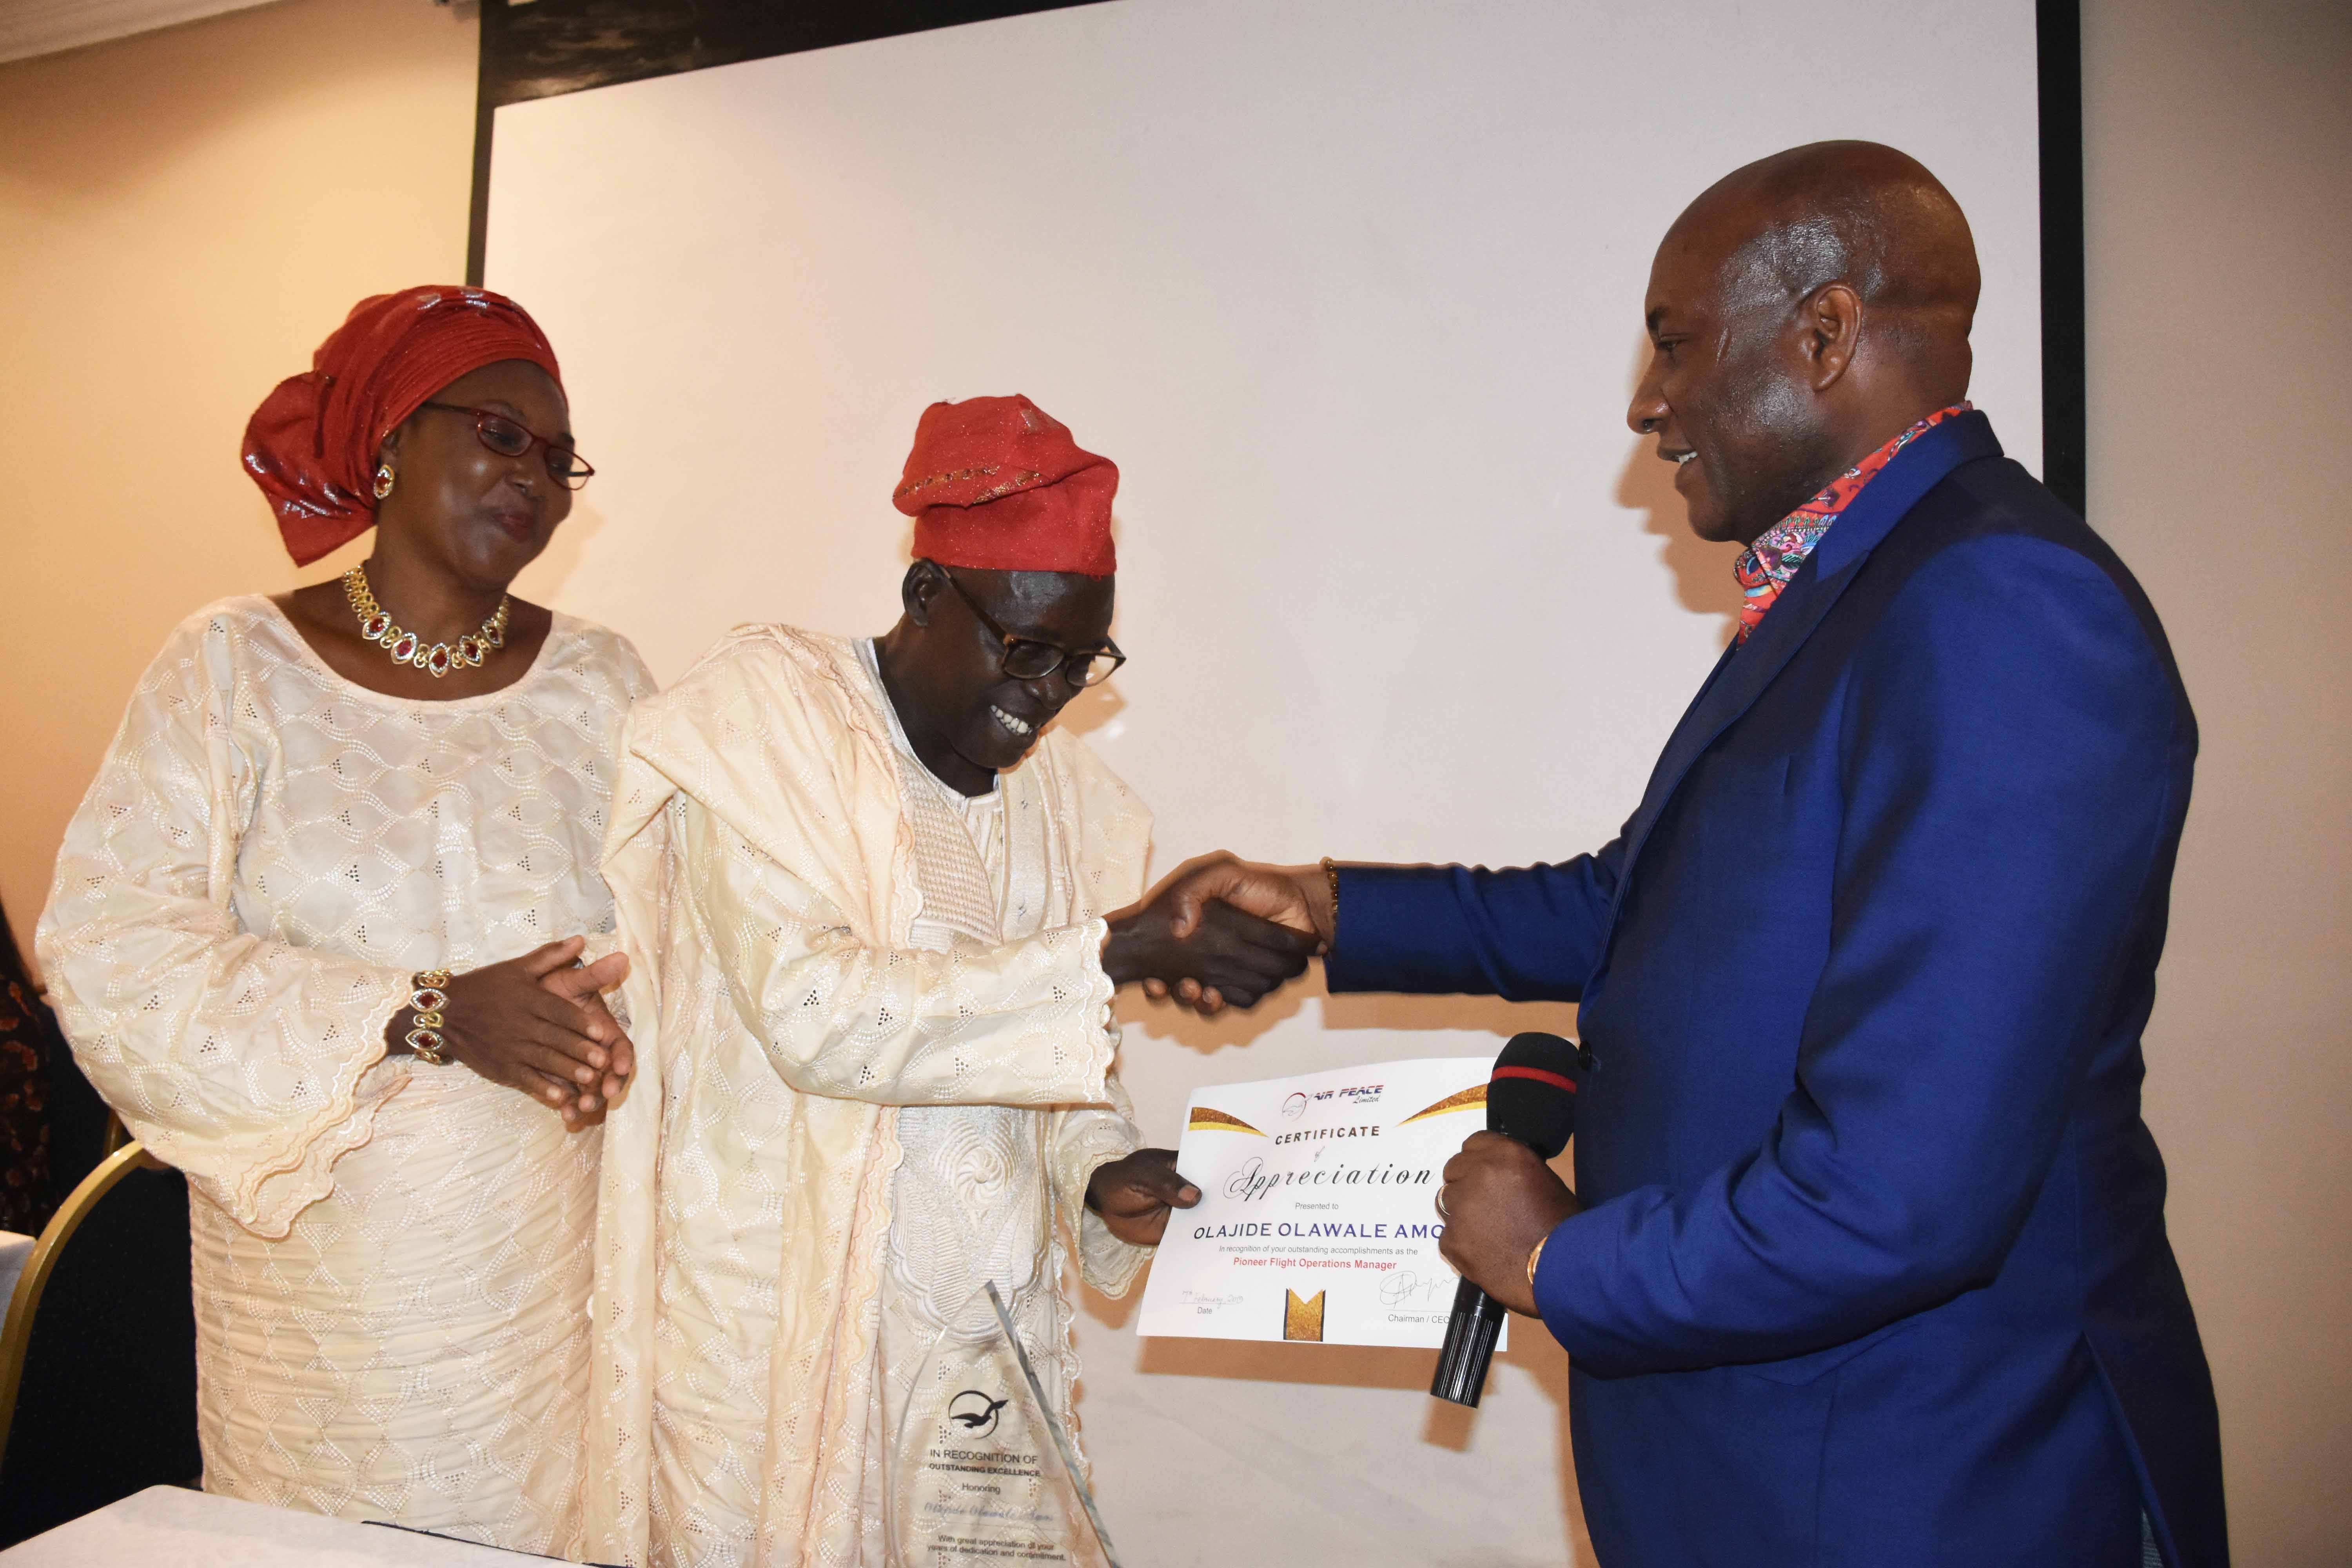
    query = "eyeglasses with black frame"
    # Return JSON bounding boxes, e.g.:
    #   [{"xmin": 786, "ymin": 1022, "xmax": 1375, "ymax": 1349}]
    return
[
  {"xmin": 936, "ymin": 567, "xmax": 1127, "ymax": 688},
  {"xmin": 417, "ymin": 402, "xmax": 595, "ymax": 489}
]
